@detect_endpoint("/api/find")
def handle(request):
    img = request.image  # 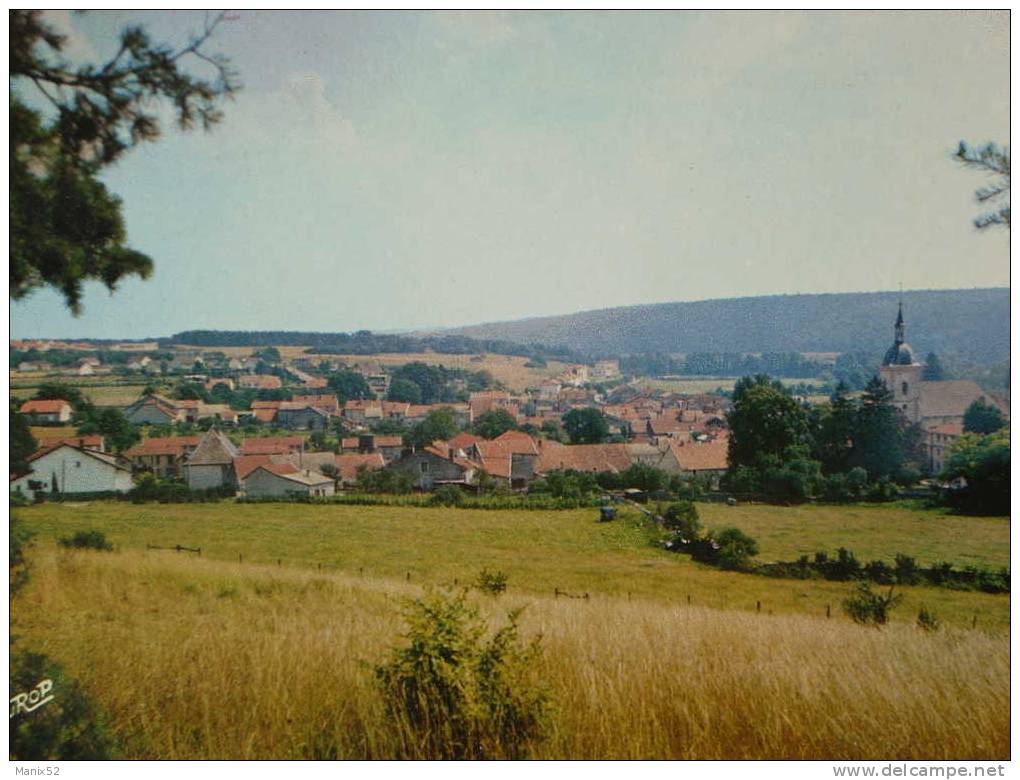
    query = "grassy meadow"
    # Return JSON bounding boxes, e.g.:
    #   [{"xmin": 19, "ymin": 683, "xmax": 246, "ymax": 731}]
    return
[{"xmin": 11, "ymin": 501, "xmax": 1010, "ymax": 759}]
